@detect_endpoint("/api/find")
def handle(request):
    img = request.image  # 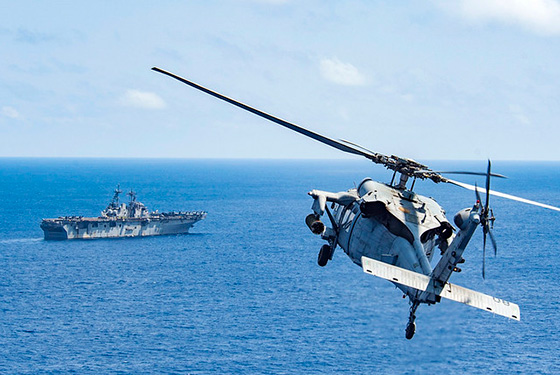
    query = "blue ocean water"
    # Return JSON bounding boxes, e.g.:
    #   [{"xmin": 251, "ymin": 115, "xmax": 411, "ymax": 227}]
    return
[{"xmin": 0, "ymin": 158, "xmax": 559, "ymax": 374}]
